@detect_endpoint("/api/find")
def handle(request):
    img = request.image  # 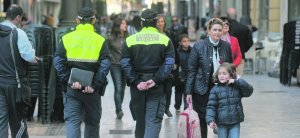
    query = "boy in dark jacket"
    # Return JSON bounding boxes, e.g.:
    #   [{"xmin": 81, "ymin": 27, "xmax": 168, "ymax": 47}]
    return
[
  {"xmin": 206, "ymin": 62, "xmax": 253, "ymax": 138},
  {"xmin": 174, "ymin": 34, "xmax": 191, "ymax": 111}
]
